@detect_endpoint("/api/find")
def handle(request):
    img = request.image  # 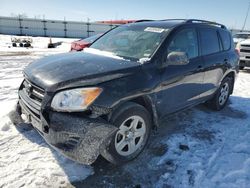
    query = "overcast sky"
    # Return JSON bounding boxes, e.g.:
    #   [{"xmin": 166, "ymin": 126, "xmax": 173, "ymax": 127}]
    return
[{"xmin": 1, "ymin": 0, "xmax": 250, "ymax": 30}]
